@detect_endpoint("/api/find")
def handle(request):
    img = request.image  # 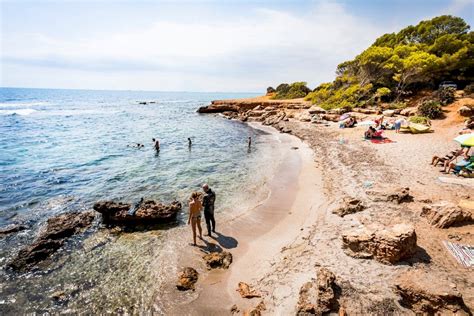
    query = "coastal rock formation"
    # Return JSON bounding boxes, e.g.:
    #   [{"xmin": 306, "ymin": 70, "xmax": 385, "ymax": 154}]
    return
[
  {"xmin": 176, "ymin": 267, "xmax": 199, "ymax": 291},
  {"xmin": 203, "ymin": 251, "xmax": 233, "ymax": 269},
  {"xmin": 308, "ymin": 106, "xmax": 326, "ymax": 114},
  {"xmin": 237, "ymin": 282, "xmax": 261, "ymax": 298},
  {"xmin": 394, "ymin": 270, "xmax": 471, "ymax": 314},
  {"xmin": 8, "ymin": 211, "xmax": 95, "ymax": 271},
  {"xmin": 332, "ymin": 197, "xmax": 365, "ymax": 217},
  {"xmin": 367, "ymin": 187, "xmax": 413, "ymax": 204},
  {"xmin": 296, "ymin": 268, "xmax": 339, "ymax": 315},
  {"xmin": 386, "ymin": 187, "xmax": 413, "ymax": 204},
  {"xmin": 420, "ymin": 202, "xmax": 473, "ymax": 228},
  {"xmin": 0, "ymin": 223, "xmax": 28, "ymax": 236},
  {"xmin": 341, "ymin": 223, "xmax": 417, "ymax": 264},
  {"xmin": 243, "ymin": 301, "xmax": 266, "ymax": 316},
  {"xmin": 93, "ymin": 200, "xmax": 181, "ymax": 224},
  {"xmin": 459, "ymin": 105, "xmax": 474, "ymax": 117}
]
